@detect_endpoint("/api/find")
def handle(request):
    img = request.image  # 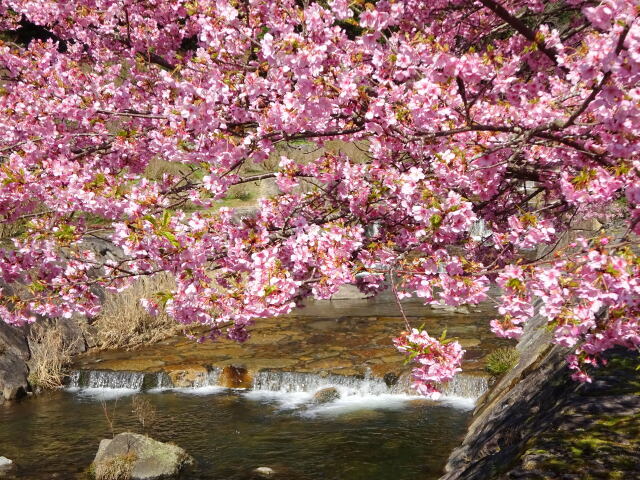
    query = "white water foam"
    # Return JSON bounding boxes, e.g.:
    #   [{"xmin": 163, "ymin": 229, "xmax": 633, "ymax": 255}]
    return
[
  {"xmin": 301, "ymin": 392, "xmax": 423, "ymax": 418},
  {"xmin": 172, "ymin": 385, "xmax": 227, "ymax": 396},
  {"xmin": 66, "ymin": 368, "xmax": 485, "ymax": 411},
  {"xmin": 438, "ymin": 395, "xmax": 477, "ymax": 411},
  {"xmin": 72, "ymin": 387, "xmax": 140, "ymax": 401},
  {"xmin": 246, "ymin": 370, "xmax": 482, "ymax": 415}
]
